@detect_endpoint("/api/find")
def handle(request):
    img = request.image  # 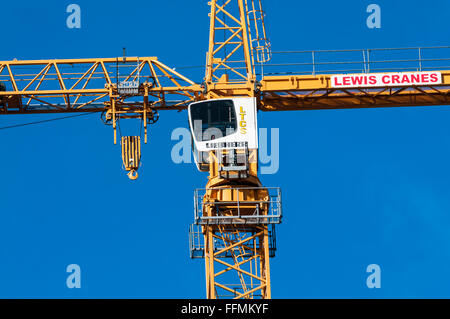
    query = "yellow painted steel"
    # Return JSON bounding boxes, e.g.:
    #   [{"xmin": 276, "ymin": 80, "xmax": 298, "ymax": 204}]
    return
[
  {"xmin": 1, "ymin": 59, "xmax": 449, "ymax": 113},
  {"xmin": 202, "ymin": 150, "xmax": 271, "ymax": 299},
  {"xmin": 260, "ymin": 72, "xmax": 450, "ymax": 111},
  {"xmin": 0, "ymin": 57, "xmax": 202, "ymax": 114},
  {"xmin": 121, "ymin": 136, "xmax": 141, "ymax": 180},
  {"xmin": 204, "ymin": 225, "xmax": 272, "ymax": 299},
  {"xmin": 199, "ymin": 147, "xmax": 274, "ymax": 299},
  {"xmin": 199, "ymin": 0, "xmax": 272, "ymax": 300},
  {"xmin": 204, "ymin": 0, "xmax": 256, "ymax": 99}
]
